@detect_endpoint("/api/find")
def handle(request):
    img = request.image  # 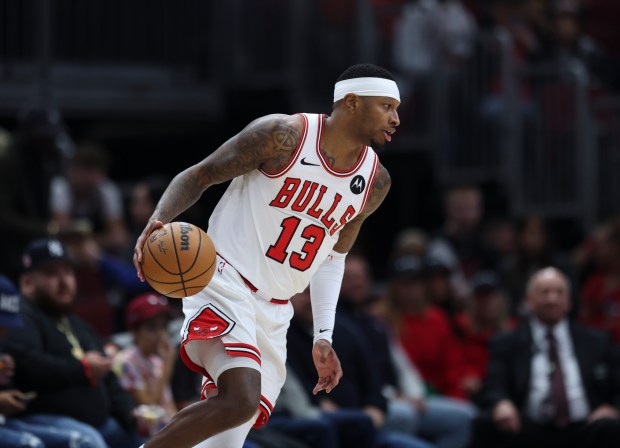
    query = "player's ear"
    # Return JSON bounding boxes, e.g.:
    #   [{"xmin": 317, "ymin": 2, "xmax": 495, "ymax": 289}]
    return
[{"xmin": 343, "ymin": 94, "xmax": 359, "ymax": 113}]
